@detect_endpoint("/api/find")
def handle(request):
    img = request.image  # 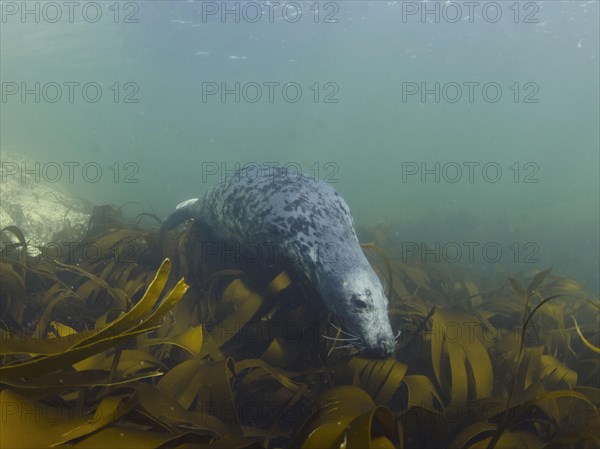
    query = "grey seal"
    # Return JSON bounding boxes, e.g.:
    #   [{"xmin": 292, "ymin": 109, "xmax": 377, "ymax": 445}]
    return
[{"xmin": 161, "ymin": 166, "xmax": 396, "ymax": 357}]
